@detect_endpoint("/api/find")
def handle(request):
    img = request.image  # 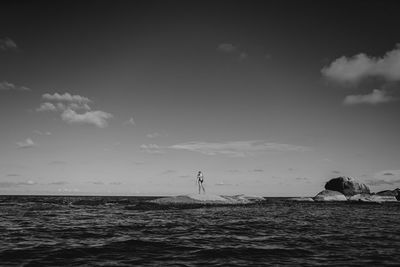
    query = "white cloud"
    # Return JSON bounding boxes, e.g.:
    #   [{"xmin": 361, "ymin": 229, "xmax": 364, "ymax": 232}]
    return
[
  {"xmin": 217, "ymin": 43, "xmax": 237, "ymax": 53},
  {"xmin": 146, "ymin": 132, "xmax": 161, "ymax": 138},
  {"xmin": 16, "ymin": 138, "xmax": 36, "ymax": 149},
  {"xmin": 140, "ymin": 144, "xmax": 164, "ymax": 154},
  {"xmin": 37, "ymin": 92, "xmax": 113, "ymax": 128},
  {"xmin": 42, "ymin": 92, "xmax": 91, "ymax": 104},
  {"xmin": 36, "ymin": 102, "xmax": 57, "ymax": 112},
  {"xmin": 322, "ymin": 44, "xmax": 400, "ymax": 83},
  {"xmin": 343, "ymin": 89, "xmax": 396, "ymax": 105},
  {"xmin": 217, "ymin": 43, "xmax": 248, "ymax": 60},
  {"xmin": 124, "ymin": 117, "xmax": 135, "ymax": 126},
  {"xmin": 0, "ymin": 37, "xmax": 17, "ymax": 51},
  {"xmin": 0, "ymin": 81, "xmax": 31, "ymax": 91},
  {"xmin": 61, "ymin": 109, "xmax": 113, "ymax": 128},
  {"xmin": 34, "ymin": 130, "xmax": 52, "ymax": 136},
  {"xmin": 169, "ymin": 140, "xmax": 310, "ymax": 157}
]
